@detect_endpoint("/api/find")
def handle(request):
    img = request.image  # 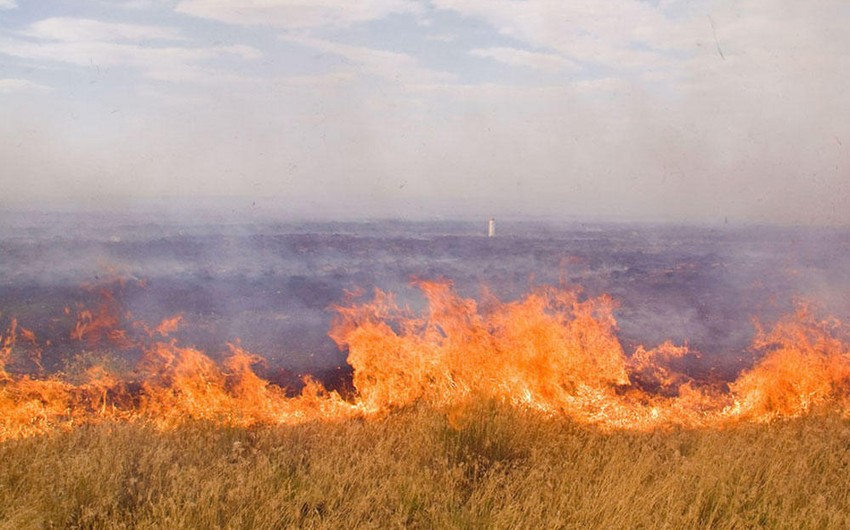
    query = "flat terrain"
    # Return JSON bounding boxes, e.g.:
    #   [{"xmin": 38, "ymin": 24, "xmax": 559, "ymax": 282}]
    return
[
  {"xmin": 2, "ymin": 403, "xmax": 850, "ymax": 529},
  {"xmin": 2, "ymin": 218, "xmax": 850, "ymax": 528},
  {"xmin": 3, "ymin": 219, "xmax": 849, "ymax": 380}
]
